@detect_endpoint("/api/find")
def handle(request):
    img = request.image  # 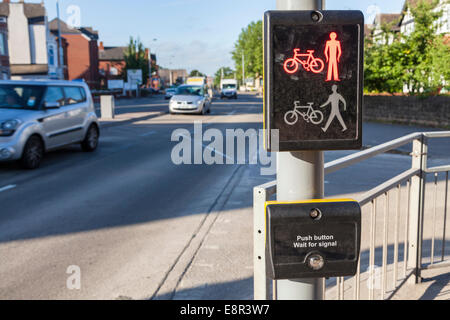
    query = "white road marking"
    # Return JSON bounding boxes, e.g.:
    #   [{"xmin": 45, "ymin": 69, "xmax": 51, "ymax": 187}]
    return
[{"xmin": 0, "ymin": 184, "xmax": 17, "ymax": 193}]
